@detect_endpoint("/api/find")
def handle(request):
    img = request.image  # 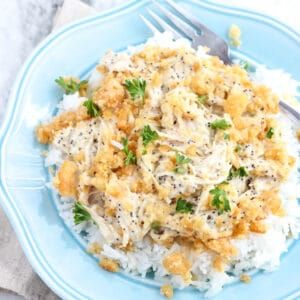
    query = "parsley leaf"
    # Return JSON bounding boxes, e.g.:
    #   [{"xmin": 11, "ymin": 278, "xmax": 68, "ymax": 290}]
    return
[
  {"xmin": 228, "ymin": 166, "xmax": 248, "ymax": 180},
  {"xmin": 235, "ymin": 144, "xmax": 242, "ymax": 153},
  {"xmin": 150, "ymin": 220, "xmax": 161, "ymax": 233},
  {"xmin": 239, "ymin": 60, "xmax": 250, "ymax": 71},
  {"xmin": 55, "ymin": 77, "xmax": 87, "ymax": 95},
  {"xmin": 197, "ymin": 94, "xmax": 208, "ymax": 105},
  {"xmin": 174, "ymin": 152, "xmax": 191, "ymax": 174},
  {"xmin": 175, "ymin": 198, "xmax": 194, "ymax": 213},
  {"xmin": 124, "ymin": 78, "xmax": 146, "ymax": 101},
  {"xmin": 176, "ymin": 152, "xmax": 191, "ymax": 164},
  {"xmin": 224, "ymin": 133, "xmax": 230, "ymax": 140},
  {"xmin": 141, "ymin": 125, "xmax": 159, "ymax": 147},
  {"xmin": 237, "ymin": 166, "xmax": 248, "ymax": 177},
  {"xmin": 211, "ymin": 119, "xmax": 231, "ymax": 130},
  {"xmin": 209, "ymin": 187, "xmax": 231, "ymax": 213},
  {"xmin": 266, "ymin": 127, "xmax": 274, "ymax": 139},
  {"xmin": 174, "ymin": 166, "xmax": 186, "ymax": 174},
  {"xmin": 83, "ymin": 99, "xmax": 101, "ymax": 117},
  {"xmin": 73, "ymin": 201, "xmax": 92, "ymax": 225},
  {"xmin": 122, "ymin": 138, "xmax": 137, "ymax": 166}
]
